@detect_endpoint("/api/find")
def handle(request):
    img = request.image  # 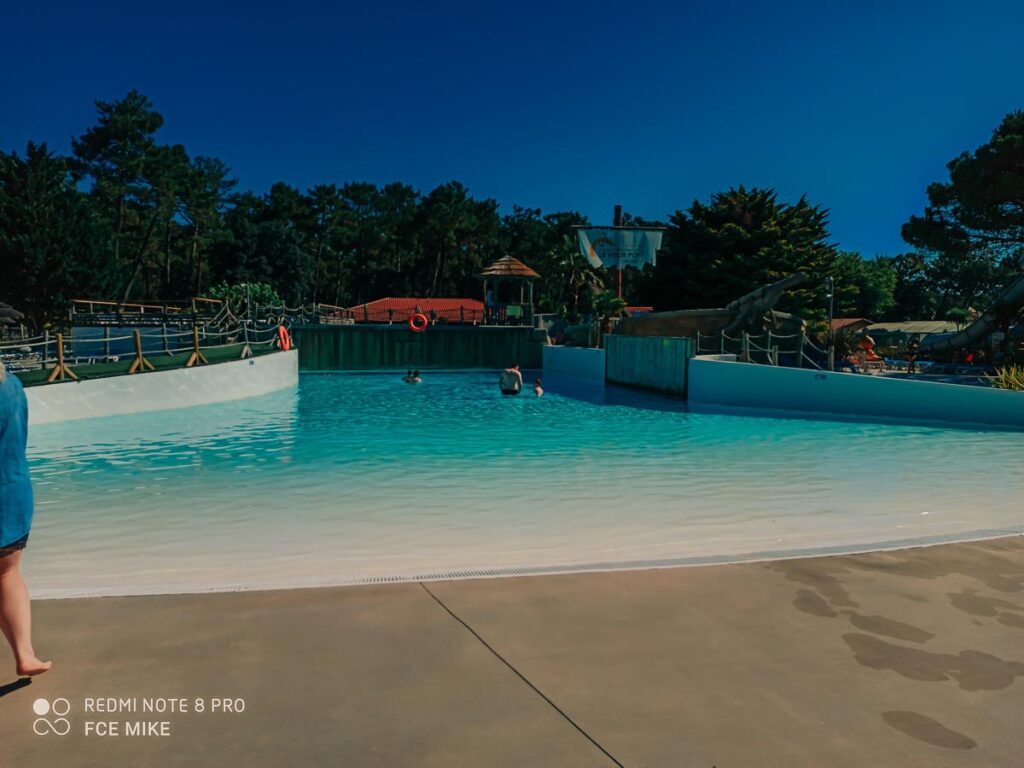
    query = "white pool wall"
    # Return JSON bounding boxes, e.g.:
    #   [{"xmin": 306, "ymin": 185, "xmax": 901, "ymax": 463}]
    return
[
  {"xmin": 689, "ymin": 354, "xmax": 1024, "ymax": 430},
  {"xmin": 25, "ymin": 349, "xmax": 298, "ymax": 426}
]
